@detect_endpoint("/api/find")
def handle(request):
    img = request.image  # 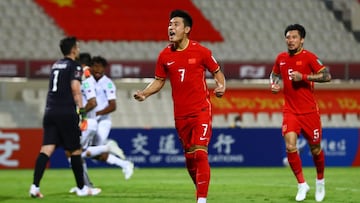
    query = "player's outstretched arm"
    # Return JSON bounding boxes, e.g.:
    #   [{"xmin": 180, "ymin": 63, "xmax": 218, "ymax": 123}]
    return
[{"xmin": 134, "ymin": 77, "xmax": 165, "ymax": 101}]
